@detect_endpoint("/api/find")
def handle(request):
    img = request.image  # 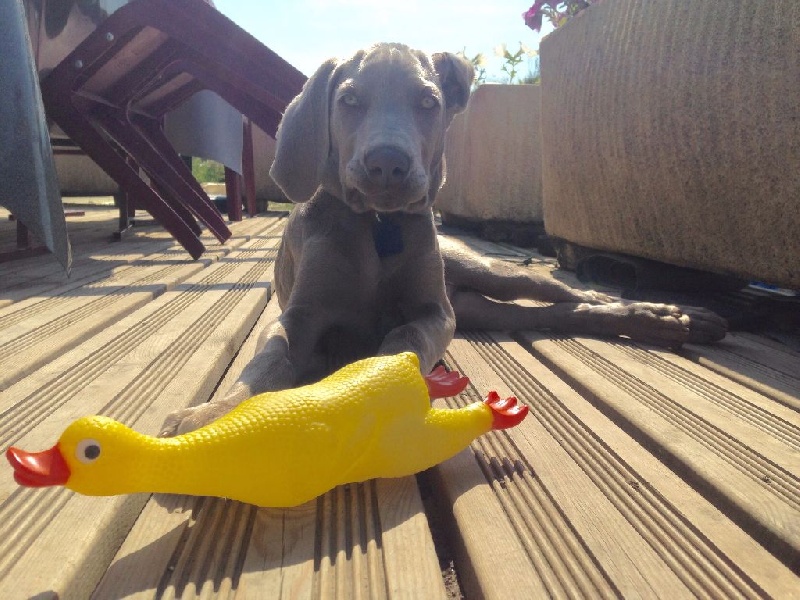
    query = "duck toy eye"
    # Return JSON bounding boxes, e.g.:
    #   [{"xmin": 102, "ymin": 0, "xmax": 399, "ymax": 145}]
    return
[{"xmin": 76, "ymin": 439, "xmax": 101, "ymax": 464}]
